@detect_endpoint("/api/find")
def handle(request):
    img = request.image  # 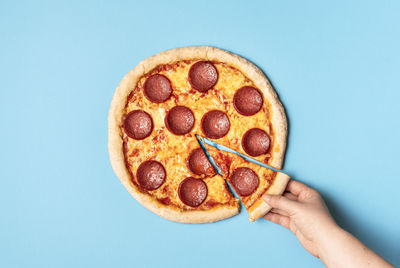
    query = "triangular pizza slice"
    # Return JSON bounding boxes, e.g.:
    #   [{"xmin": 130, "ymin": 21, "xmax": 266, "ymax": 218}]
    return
[{"xmin": 203, "ymin": 143, "xmax": 289, "ymax": 221}]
